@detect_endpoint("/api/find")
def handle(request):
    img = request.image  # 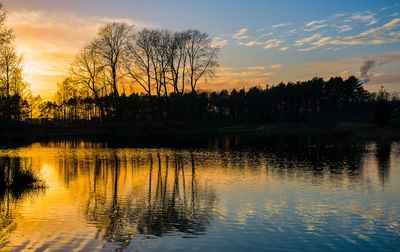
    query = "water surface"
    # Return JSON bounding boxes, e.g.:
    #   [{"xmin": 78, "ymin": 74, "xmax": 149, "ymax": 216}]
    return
[{"xmin": 0, "ymin": 138, "xmax": 399, "ymax": 251}]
